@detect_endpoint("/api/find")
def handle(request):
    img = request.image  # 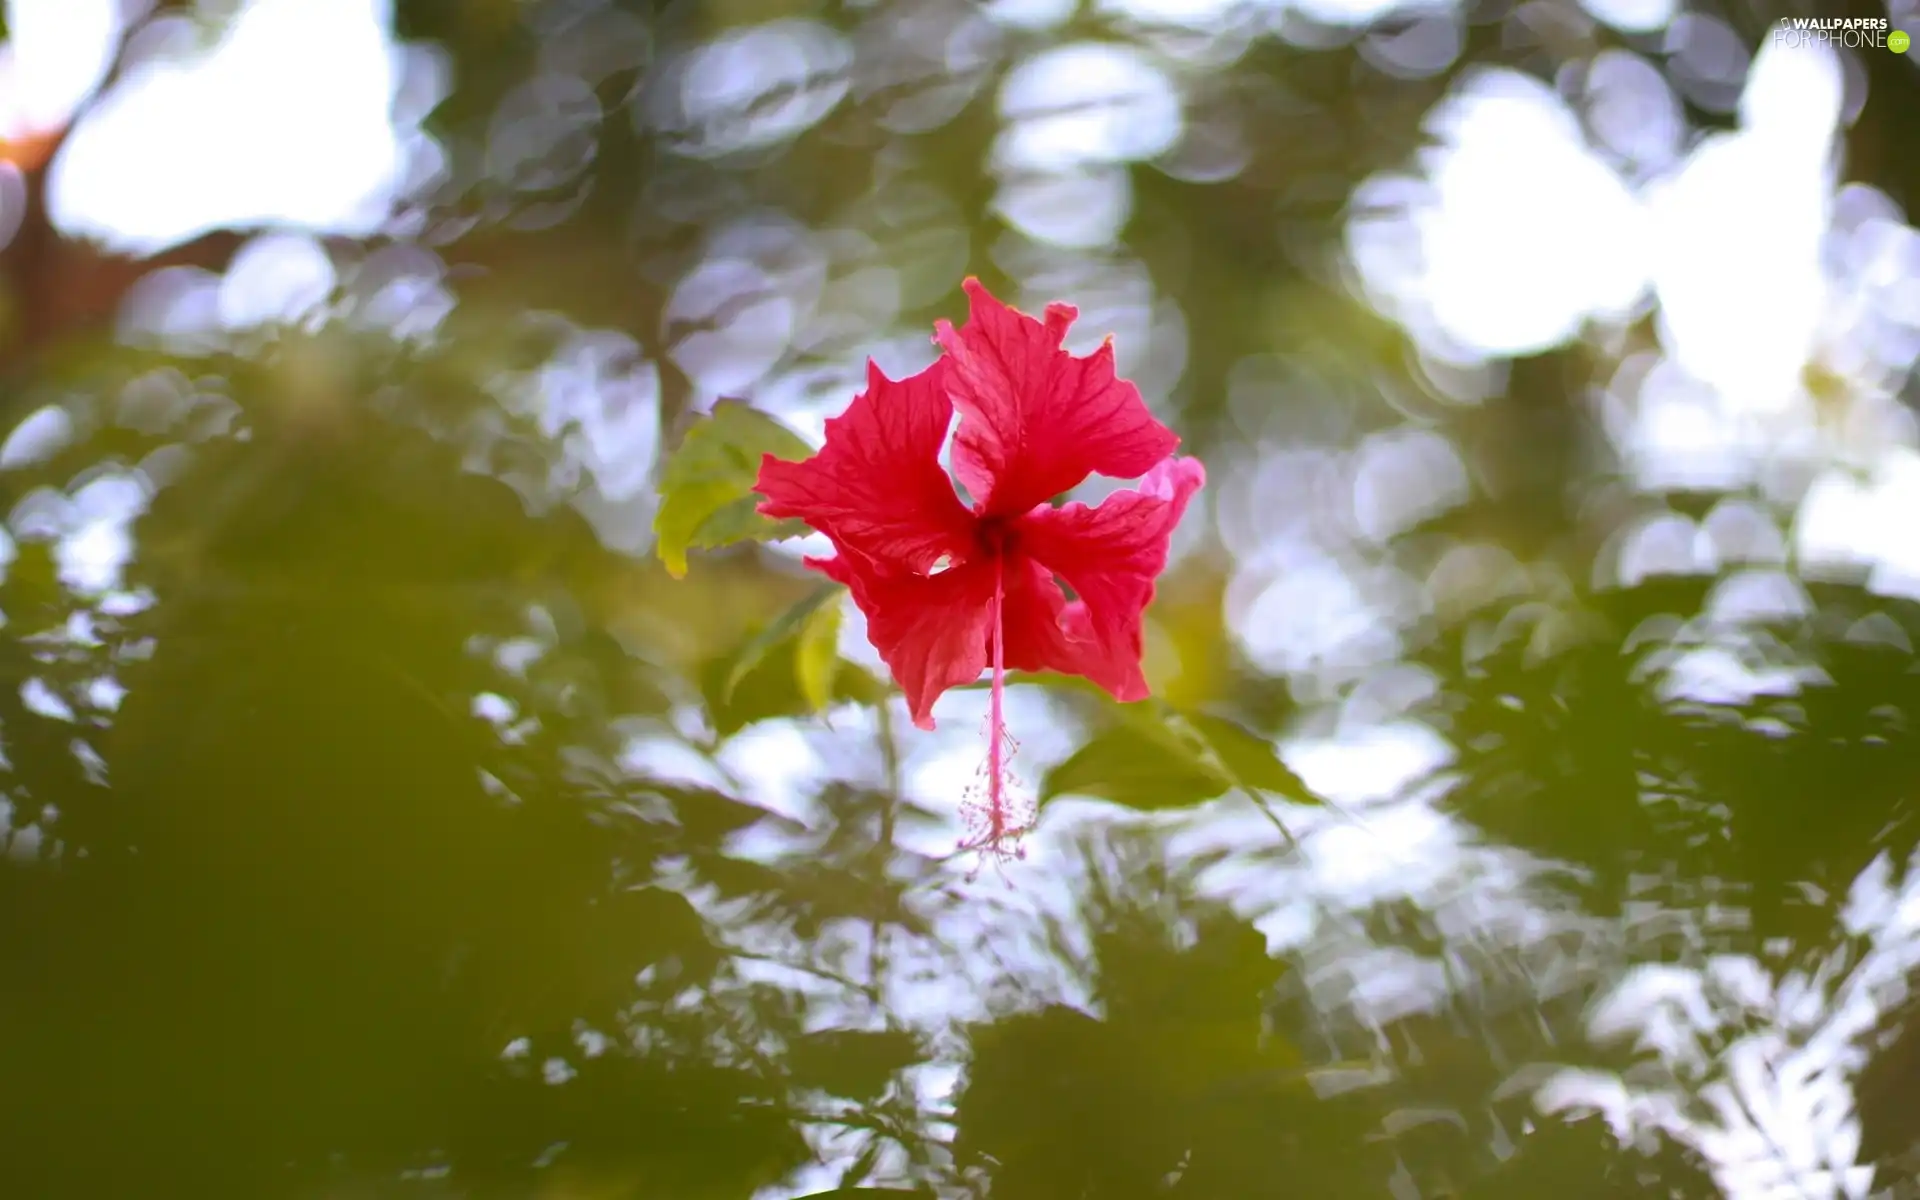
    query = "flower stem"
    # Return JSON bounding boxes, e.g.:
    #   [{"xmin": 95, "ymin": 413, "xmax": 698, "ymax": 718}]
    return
[
  {"xmin": 989, "ymin": 552, "xmax": 1006, "ymax": 823},
  {"xmin": 957, "ymin": 550, "xmax": 1028, "ymax": 874}
]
